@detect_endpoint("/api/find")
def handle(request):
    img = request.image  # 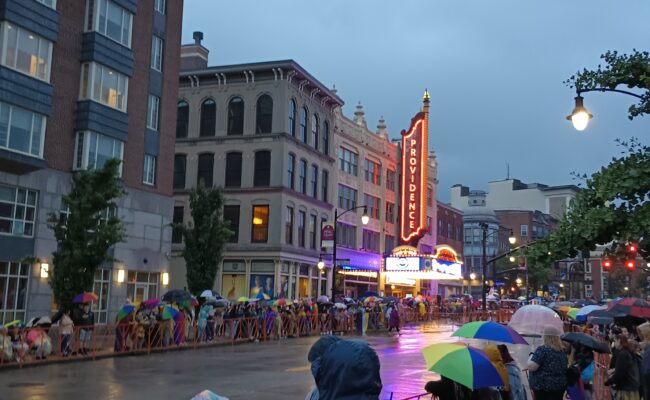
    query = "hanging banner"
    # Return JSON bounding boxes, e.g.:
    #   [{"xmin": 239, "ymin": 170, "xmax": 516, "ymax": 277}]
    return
[{"xmin": 321, "ymin": 221, "xmax": 335, "ymax": 248}]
